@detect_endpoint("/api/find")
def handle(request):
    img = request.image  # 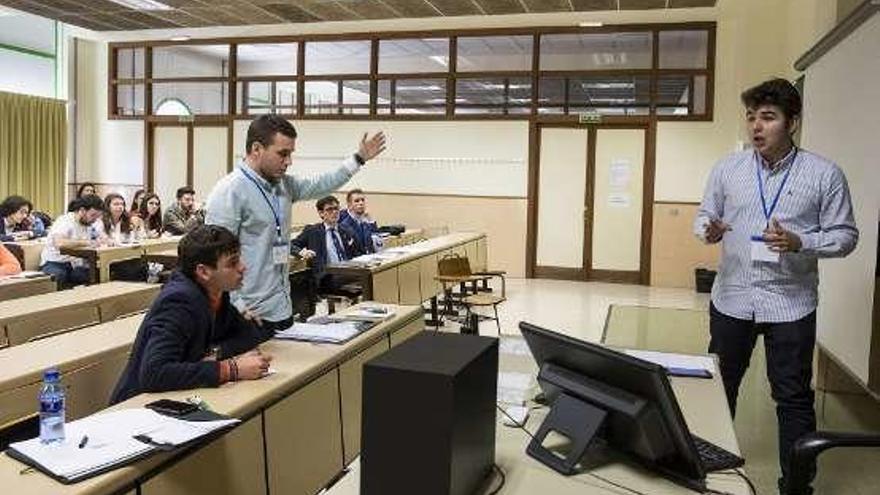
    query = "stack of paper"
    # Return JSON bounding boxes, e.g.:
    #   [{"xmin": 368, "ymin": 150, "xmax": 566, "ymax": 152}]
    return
[
  {"xmin": 8, "ymin": 408, "xmax": 239, "ymax": 483},
  {"xmin": 274, "ymin": 321, "xmax": 363, "ymax": 344},
  {"xmin": 343, "ymin": 305, "xmax": 395, "ymax": 321},
  {"xmin": 622, "ymin": 349, "xmax": 715, "ymax": 376}
]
